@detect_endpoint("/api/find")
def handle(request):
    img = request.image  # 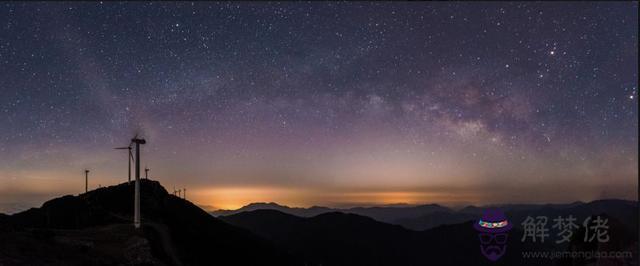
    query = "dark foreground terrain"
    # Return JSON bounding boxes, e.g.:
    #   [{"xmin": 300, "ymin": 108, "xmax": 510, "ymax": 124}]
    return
[
  {"xmin": 0, "ymin": 180, "xmax": 295, "ymax": 266},
  {"xmin": 0, "ymin": 180, "xmax": 637, "ymax": 266}
]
